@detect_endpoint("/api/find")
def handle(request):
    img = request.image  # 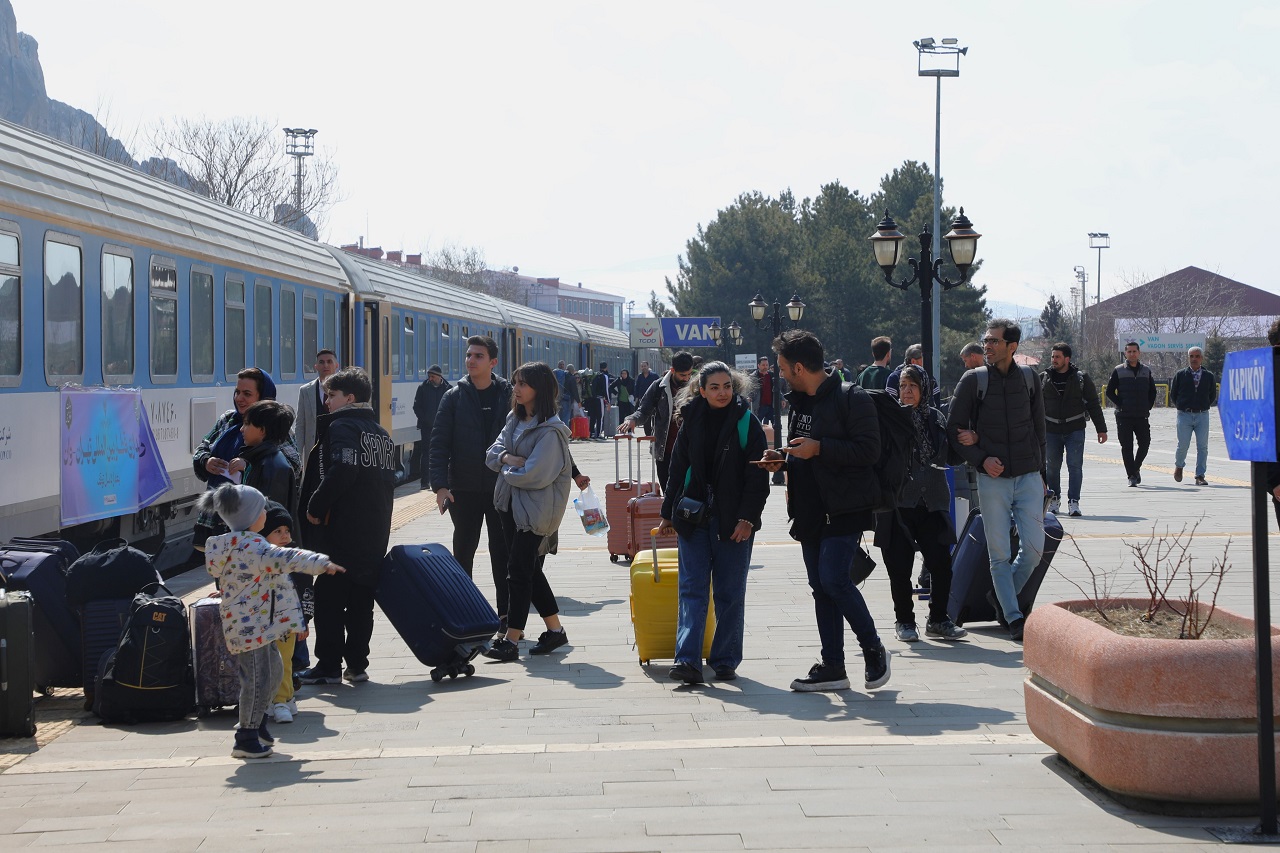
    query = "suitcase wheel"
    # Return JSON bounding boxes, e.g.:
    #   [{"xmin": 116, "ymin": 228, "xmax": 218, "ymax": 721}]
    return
[
  {"xmin": 464, "ymin": 664, "xmax": 475, "ymax": 677},
  {"xmin": 610, "ymin": 554, "xmax": 618, "ymax": 563},
  {"xmin": 430, "ymin": 670, "xmax": 443, "ymax": 683}
]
